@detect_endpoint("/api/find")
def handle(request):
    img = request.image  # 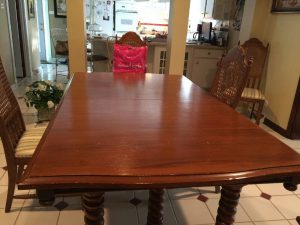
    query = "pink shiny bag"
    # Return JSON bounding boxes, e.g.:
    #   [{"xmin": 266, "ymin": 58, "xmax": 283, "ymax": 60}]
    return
[{"xmin": 113, "ymin": 44, "xmax": 147, "ymax": 73}]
